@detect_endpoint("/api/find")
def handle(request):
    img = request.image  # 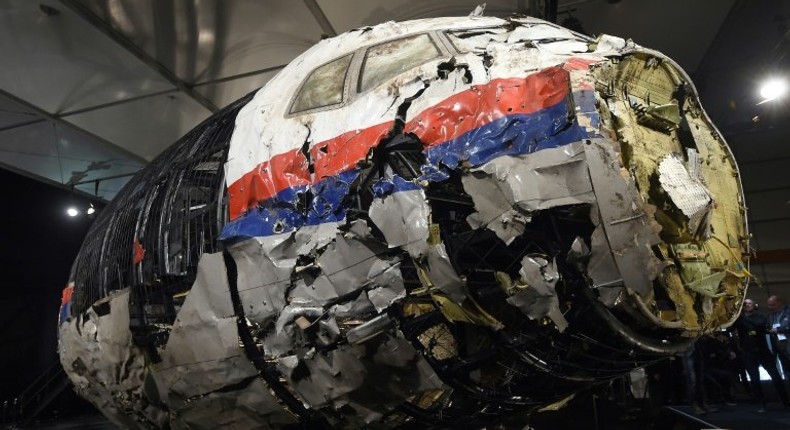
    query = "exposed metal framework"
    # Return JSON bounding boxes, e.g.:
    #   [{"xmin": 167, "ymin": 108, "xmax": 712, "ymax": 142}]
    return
[{"xmin": 69, "ymin": 92, "xmax": 253, "ymax": 320}]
